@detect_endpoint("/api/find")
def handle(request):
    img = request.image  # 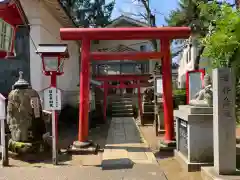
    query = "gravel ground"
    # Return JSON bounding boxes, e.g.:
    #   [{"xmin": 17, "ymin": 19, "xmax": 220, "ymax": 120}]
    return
[{"xmin": 8, "ymin": 121, "xmax": 109, "ymax": 167}]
